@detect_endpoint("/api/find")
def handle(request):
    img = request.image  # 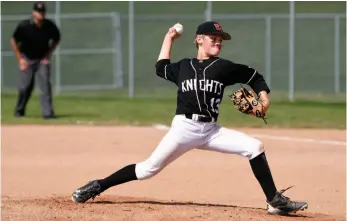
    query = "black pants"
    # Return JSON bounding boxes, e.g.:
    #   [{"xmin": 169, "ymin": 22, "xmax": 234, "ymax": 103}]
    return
[{"xmin": 14, "ymin": 58, "xmax": 54, "ymax": 117}]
